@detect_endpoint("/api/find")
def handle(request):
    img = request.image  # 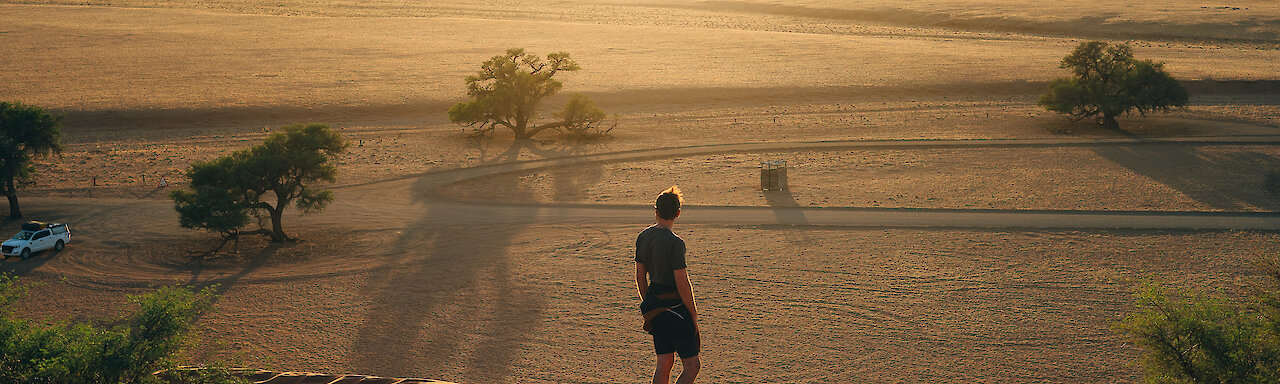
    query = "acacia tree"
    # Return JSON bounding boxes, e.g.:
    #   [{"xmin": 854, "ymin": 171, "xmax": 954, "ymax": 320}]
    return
[
  {"xmin": 173, "ymin": 123, "xmax": 345, "ymax": 242},
  {"xmin": 241, "ymin": 123, "xmax": 346, "ymax": 241},
  {"xmin": 448, "ymin": 48, "xmax": 608, "ymax": 139},
  {"xmin": 0, "ymin": 102, "xmax": 62, "ymax": 219},
  {"xmin": 170, "ymin": 158, "xmax": 251, "ymax": 249},
  {"xmin": 1039, "ymin": 41, "xmax": 1188, "ymax": 129}
]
